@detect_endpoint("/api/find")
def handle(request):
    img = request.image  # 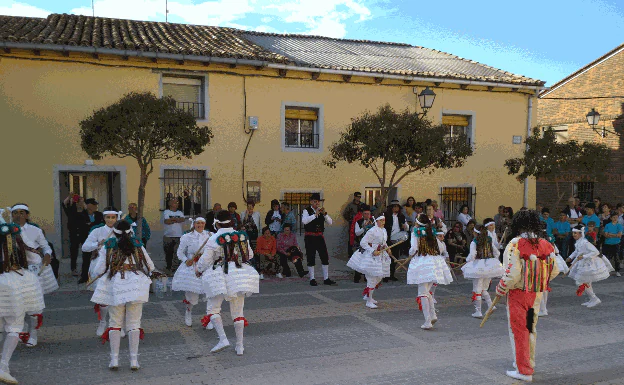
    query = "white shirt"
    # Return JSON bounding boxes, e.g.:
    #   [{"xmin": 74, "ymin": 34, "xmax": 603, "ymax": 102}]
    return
[
  {"xmin": 428, "ymin": 216, "xmax": 448, "ymax": 234},
  {"xmin": 301, "ymin": 208, "xmax": 333, "ymax": 226},
  {"xmin": 241, "ymin": 211, "xmax": 261, "ymax": 231},
  {"xmin": 457, "ymin": 213, "xmax": 472, "ymax": 226},
  {"xmin": 82, "ymin": 224, "xmax": 115, "ymax": 253},
  {"xmin": 269, "ymin": 211, "xmax": 282, "ymax": 233},
  {"xmin": 177, "ymin": 230, "xmax": 212, "ymax": 262},
  {"xmin": 488, "ymin": 229, "xmax": 501, "ymax": 250},
  {"xmin": 568, "ymin": 237, "xmax": 600, "ymax": 263},
  {"xmin": 355, "ymin": 218, "xmax": 374, "ymax": 237},
  {"xmin": 360, "ymin": 225, "xmax": 388, "ymax": 253},
  {"xmin": 20, "ymin": 223, "xmax": 52, "ymax": 265},
  {"xmin": 391, "ymin": 214, "xmax": 400, "ymax": 236},
  {"xmin": 163, "ymin": 210, "xmax": 184, "ymax": 238}
]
